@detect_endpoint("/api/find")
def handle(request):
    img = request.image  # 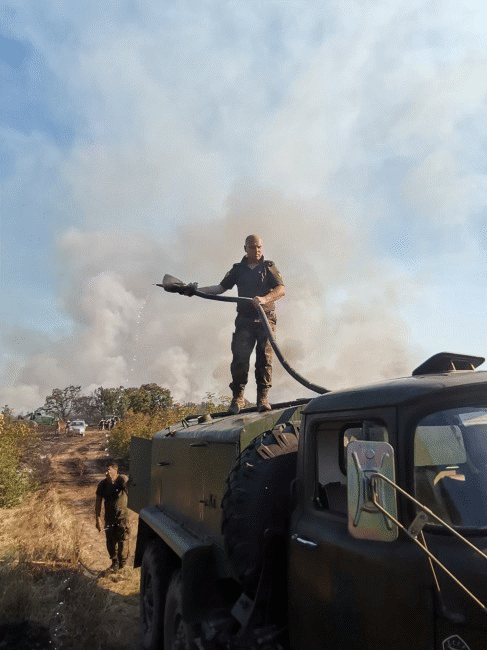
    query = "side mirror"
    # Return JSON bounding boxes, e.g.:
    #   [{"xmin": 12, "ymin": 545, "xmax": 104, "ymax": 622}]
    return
[{"xmin": 347, "ymin": 441, "xmax": 398, "ymax": 541}]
